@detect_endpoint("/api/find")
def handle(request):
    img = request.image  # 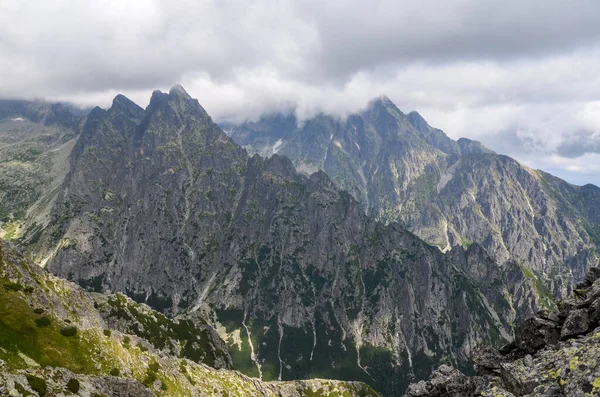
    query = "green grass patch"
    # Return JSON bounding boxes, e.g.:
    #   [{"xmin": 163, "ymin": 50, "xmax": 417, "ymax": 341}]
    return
[
  {"xmin": 66, "ymin": 378, "xmax": 80, "ymax": 393},
  {"xmin": 26, "ymin": 375, "xmax": 47, "ymax": 396}
]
